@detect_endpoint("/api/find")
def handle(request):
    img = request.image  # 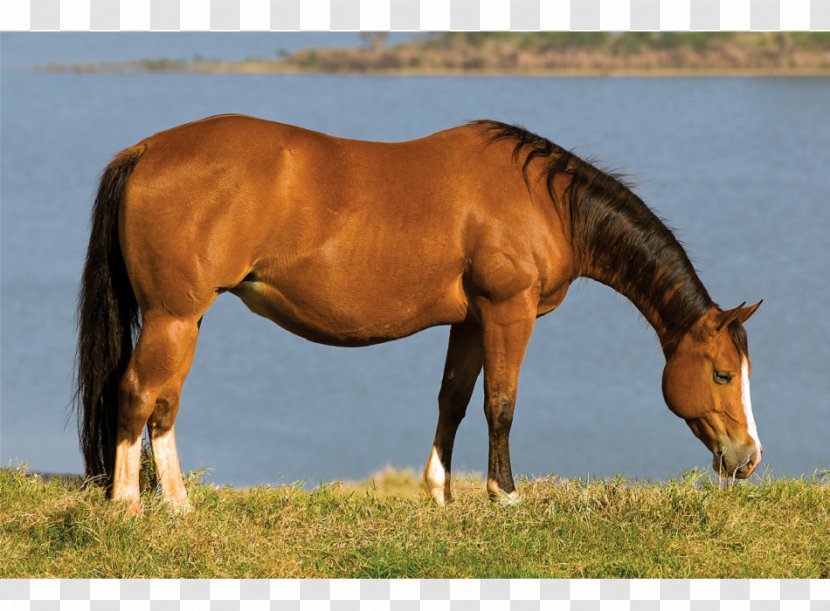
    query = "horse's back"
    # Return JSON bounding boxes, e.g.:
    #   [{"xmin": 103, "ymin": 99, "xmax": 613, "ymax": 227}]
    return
[{"xmin": 125, "ymin": 114, "xmax": 481, "ymax": 226}]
